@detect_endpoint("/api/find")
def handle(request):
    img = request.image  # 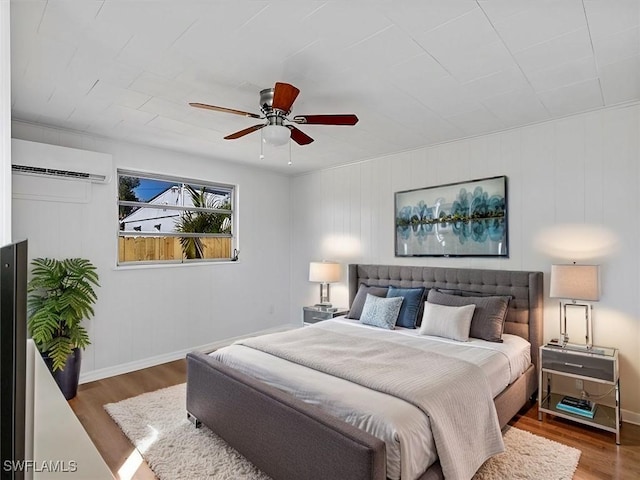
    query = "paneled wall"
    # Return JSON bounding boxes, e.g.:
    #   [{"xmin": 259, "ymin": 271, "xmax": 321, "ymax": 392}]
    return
[
  {"xmin": 1, "ymin": 1, "xmax": 11, "ymax": 244},
  {"xmin": 291, "ymin": 104, "xmax": 640, "ymax": 421},
  {"xmin": 12, "ymin": 121, "xmax": 293, "ymax": 381}
]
